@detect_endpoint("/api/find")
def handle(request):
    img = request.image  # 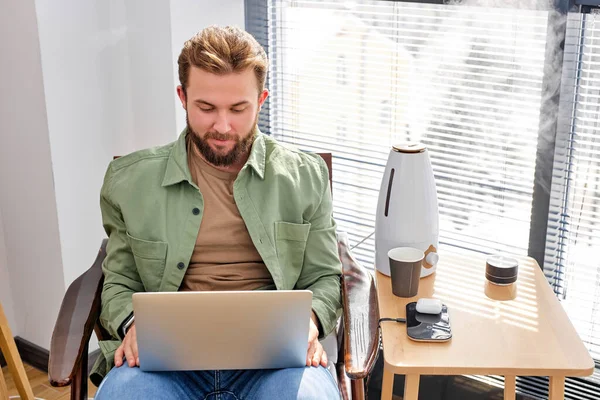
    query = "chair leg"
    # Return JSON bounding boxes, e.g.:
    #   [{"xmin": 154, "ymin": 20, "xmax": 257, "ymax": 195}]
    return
[
  {"xmin": 71, "ymin": 342, "xmax": 88, "ymax": 400},
  {"xmin": 350, "ymin": 378, "xmax": 365, "ymax": 400},
  {"xmin": 0, "ymin": 302, "xmax": 35, "ymax": 400}
]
